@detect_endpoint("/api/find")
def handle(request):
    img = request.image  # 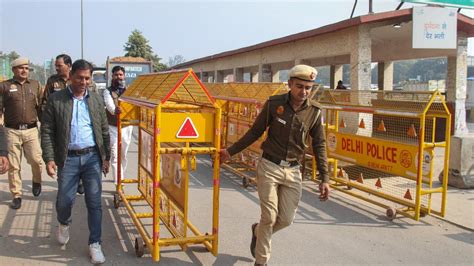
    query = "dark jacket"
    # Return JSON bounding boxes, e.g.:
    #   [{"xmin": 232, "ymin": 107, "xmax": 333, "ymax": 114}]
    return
[{"xmin": 41, "ymin": 87, "xmax": 110, "ymax": 167}]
